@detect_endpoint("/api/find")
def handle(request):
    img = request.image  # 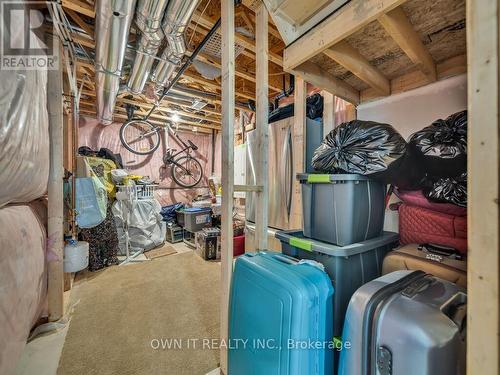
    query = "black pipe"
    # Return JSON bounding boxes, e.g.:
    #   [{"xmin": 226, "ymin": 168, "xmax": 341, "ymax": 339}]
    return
[
  {"xmin": 144, "ymin": 18, "xmax": 222, "ymax": 120},
  {"xmin": 273, "ymin": 74, "xmax": 295, "ymax": 110}
]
